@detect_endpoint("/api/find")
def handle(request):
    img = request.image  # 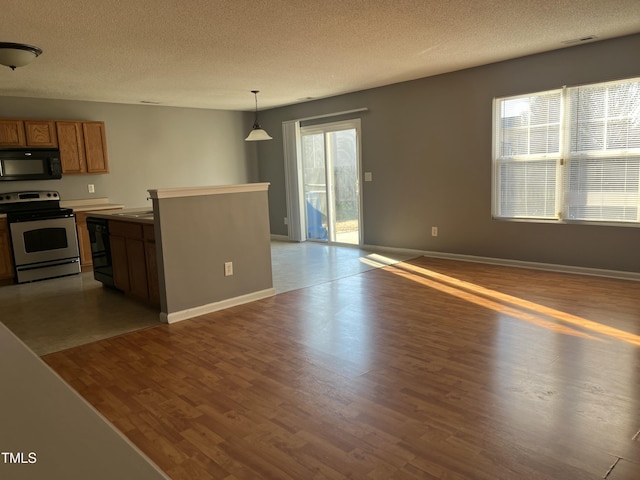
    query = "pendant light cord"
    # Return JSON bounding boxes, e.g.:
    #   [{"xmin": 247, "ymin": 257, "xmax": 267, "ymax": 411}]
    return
[{"xmin": 252, "ymin": 90, "xmax": 260, "ymax": 127}]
